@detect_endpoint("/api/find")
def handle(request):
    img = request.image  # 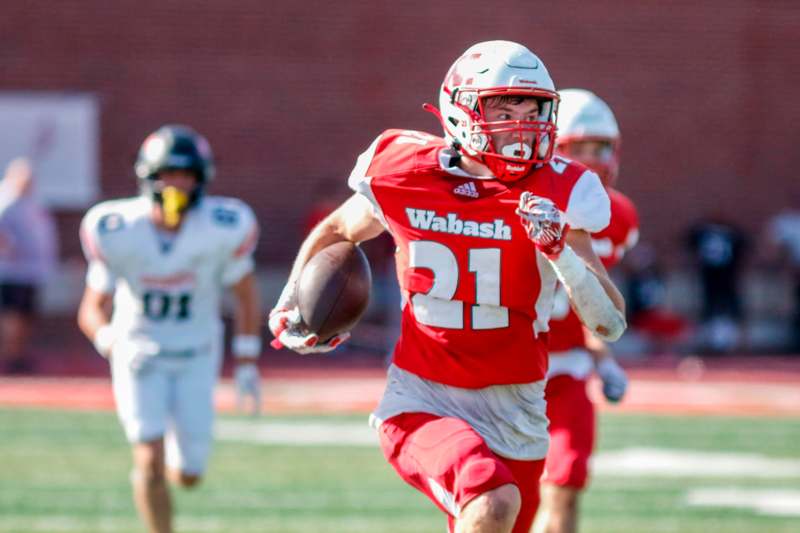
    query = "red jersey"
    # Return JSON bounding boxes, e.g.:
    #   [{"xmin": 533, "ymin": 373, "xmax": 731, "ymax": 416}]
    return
[
  {"xmin": 547, "ymin": 188, "xmax": 639, "ymax": 353},
  {"xmin": 349, "ymin": 129, "xmax": 610, "ymax": 388}
]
